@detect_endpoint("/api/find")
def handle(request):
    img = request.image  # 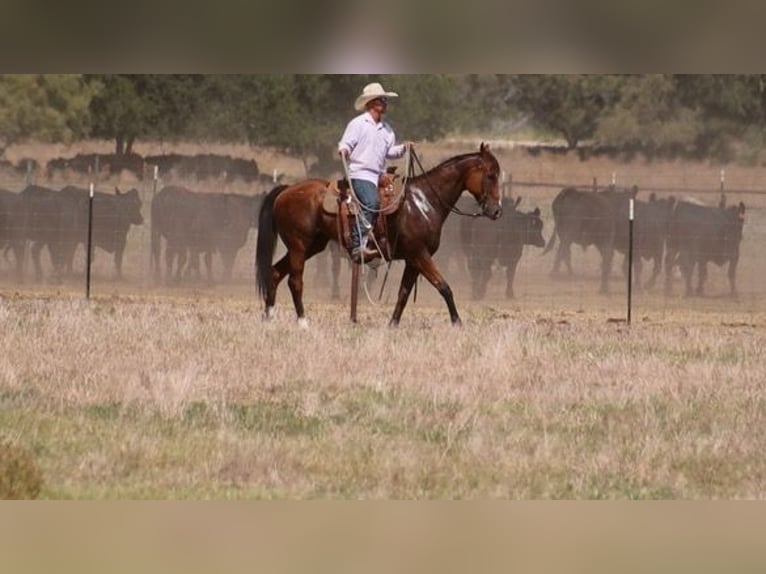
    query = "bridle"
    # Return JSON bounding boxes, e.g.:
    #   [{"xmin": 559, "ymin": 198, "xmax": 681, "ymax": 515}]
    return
[{"xmin": 410, "ymin": 149, "xmax": 498, "ymax": 218}]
